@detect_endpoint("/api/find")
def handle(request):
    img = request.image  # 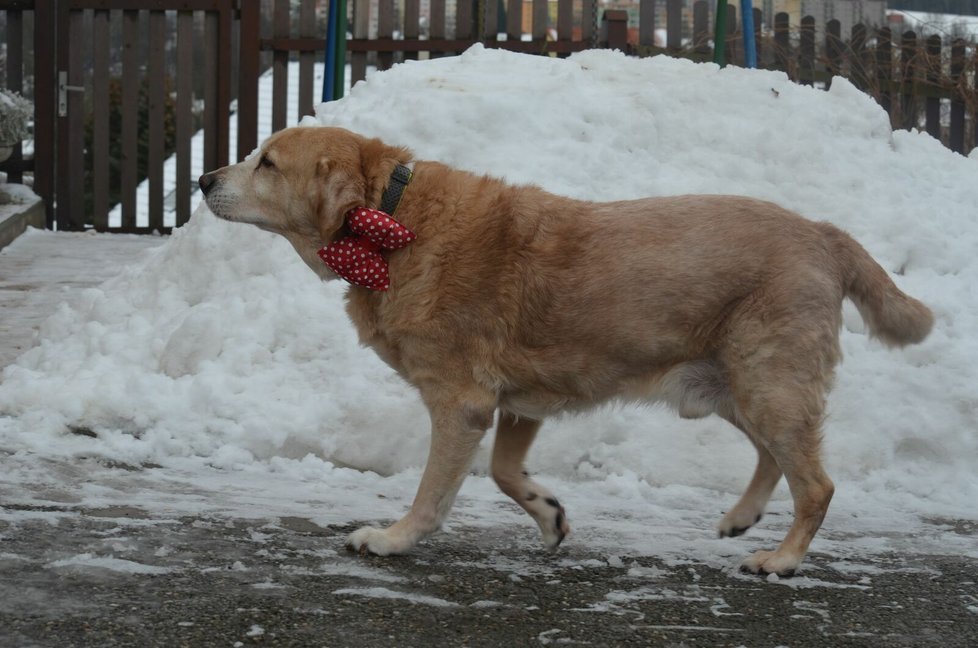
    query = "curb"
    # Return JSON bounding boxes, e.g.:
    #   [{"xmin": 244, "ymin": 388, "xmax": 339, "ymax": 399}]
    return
[{"xmin": 0, "ymin": 187, "xmax": 44, "ymax": 251}]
